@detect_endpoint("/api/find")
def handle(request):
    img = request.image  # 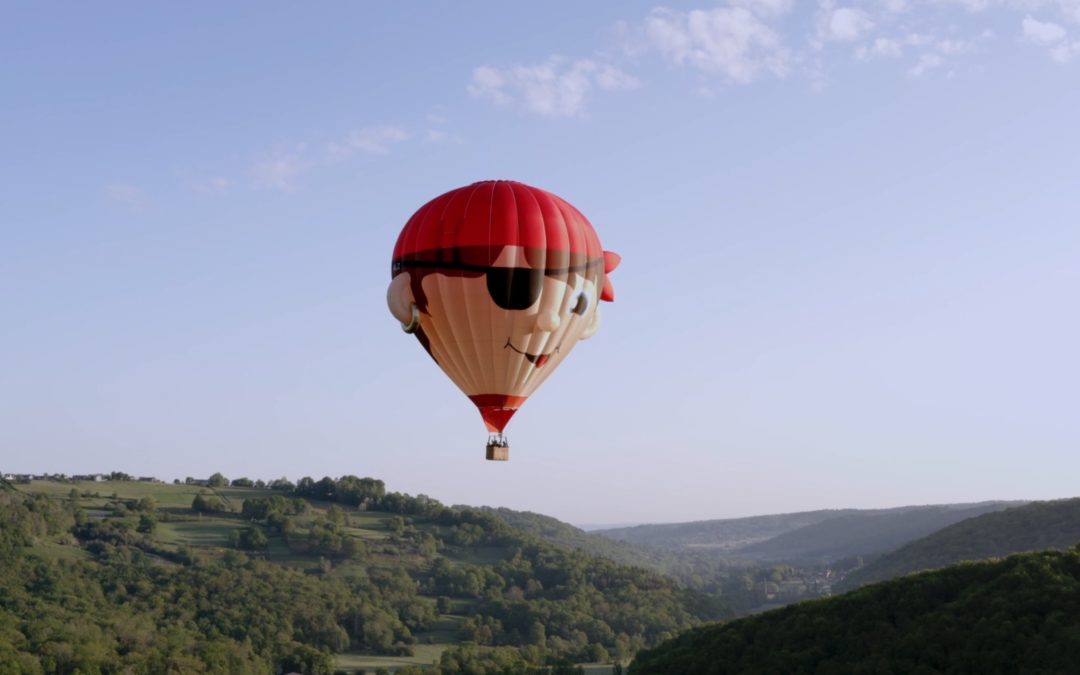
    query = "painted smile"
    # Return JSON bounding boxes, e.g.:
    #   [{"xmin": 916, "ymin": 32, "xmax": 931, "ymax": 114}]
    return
[{"xmin": 505, "ymin": 338, "xmax": 559, "ymax": 367}]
